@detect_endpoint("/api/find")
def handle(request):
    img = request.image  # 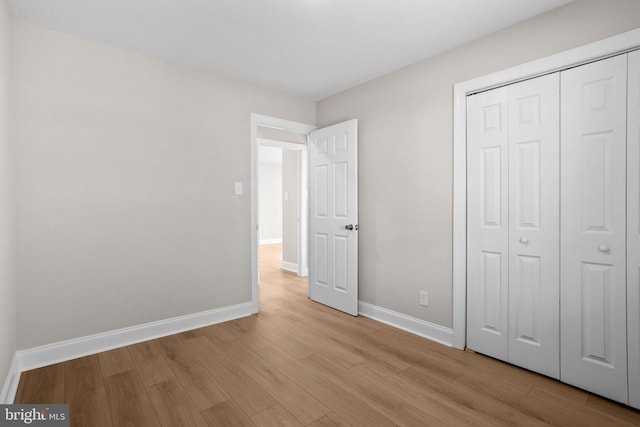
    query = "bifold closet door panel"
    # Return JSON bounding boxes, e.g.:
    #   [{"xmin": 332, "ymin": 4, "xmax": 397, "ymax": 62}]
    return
[
  {"xmin": 628, "ymin": 49, "xmax": 640, "ymax": 410},
  {"xmin": 560, "ymin": 54, "xmax": 629, "ymax": 404},
  {"xmin": 507, "ymin": 74, "xmax": 560, "ymax": 379},
  {"xmin": 467, "ymin": 87, "xmax": 509, "ymax": 360}
]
